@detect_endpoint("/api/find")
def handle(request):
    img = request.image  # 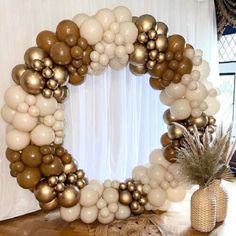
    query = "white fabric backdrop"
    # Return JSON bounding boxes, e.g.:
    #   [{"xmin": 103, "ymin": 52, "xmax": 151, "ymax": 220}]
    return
[{"xmin": 0, "ymin": 0, "xmax": 218, "ymax": 220}]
